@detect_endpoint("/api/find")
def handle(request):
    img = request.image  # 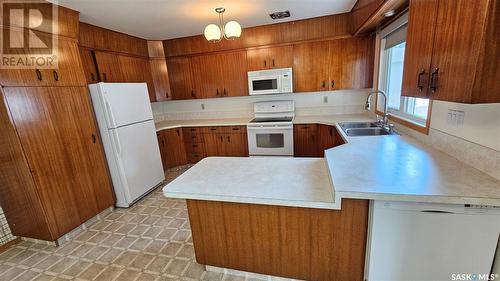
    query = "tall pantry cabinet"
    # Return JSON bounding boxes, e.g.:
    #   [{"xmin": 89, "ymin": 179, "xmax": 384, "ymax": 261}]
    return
[{"xmin": 0, "ymin": 6, "xmax": 115, "ymax": 242}]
